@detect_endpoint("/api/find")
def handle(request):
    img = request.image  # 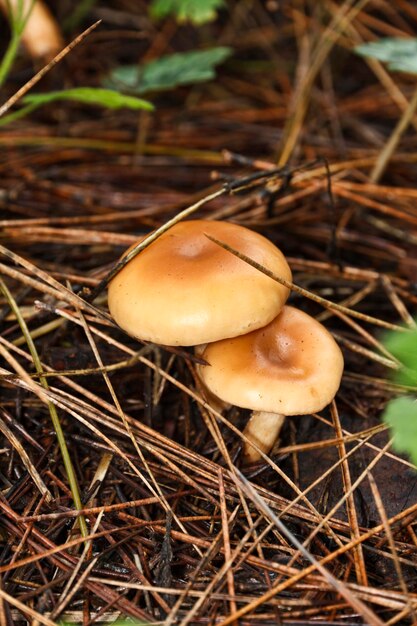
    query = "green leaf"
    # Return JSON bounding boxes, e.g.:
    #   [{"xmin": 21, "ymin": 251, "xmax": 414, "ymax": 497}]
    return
[
  {"xmin": 383, "ymin": 396, "xmax": 417, "ymax": 465},
  {"xmin": 22, "ymin": 88, "xmax": 154, "ymax": 111},
  {"xmin": 105, "ymin": 47, "xmax": 232, "ymax": 94},
  {"xmin": 383, "ymin": 326, "xmax": 417, "ymax": 386},
  {"xmin": 150, "ymin": 0, "xmax": 224, "ymax": 25},
  {"xmin": 355, "ymin": 38, "xmax": 417, "ymax": 74}
]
